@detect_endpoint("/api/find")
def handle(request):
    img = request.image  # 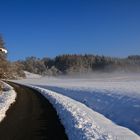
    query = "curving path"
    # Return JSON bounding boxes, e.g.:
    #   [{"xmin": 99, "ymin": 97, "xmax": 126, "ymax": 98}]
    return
[{"xmin": 0, "ymin": 82, "xmax": 68, "ymax": 140}]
